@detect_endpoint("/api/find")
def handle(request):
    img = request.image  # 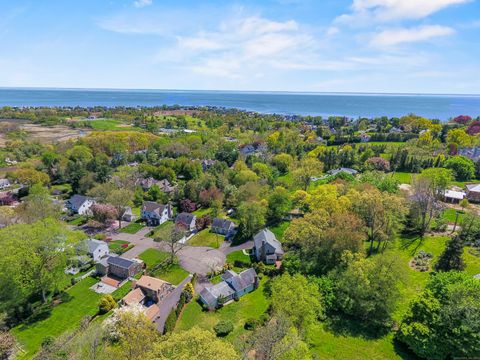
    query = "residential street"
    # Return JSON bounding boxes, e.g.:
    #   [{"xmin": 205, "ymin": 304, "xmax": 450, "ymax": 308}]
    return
[{"xmin": 154, "ymin": 274, "xmax": 193, "ymax": 333}]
